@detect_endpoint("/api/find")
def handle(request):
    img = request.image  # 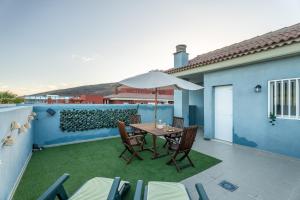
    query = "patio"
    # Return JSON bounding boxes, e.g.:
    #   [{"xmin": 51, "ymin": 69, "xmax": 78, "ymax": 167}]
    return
[
  {"xmin": 184, "ymin": 128, "xmax": 300, "ymax": 200},
  {"xmin": 13, "ymin": 135, "xmax": 220, "ymax": 200},
  {"xmin": 13, "ymin": 128, "xmax": 300, "ymax": 200}
]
